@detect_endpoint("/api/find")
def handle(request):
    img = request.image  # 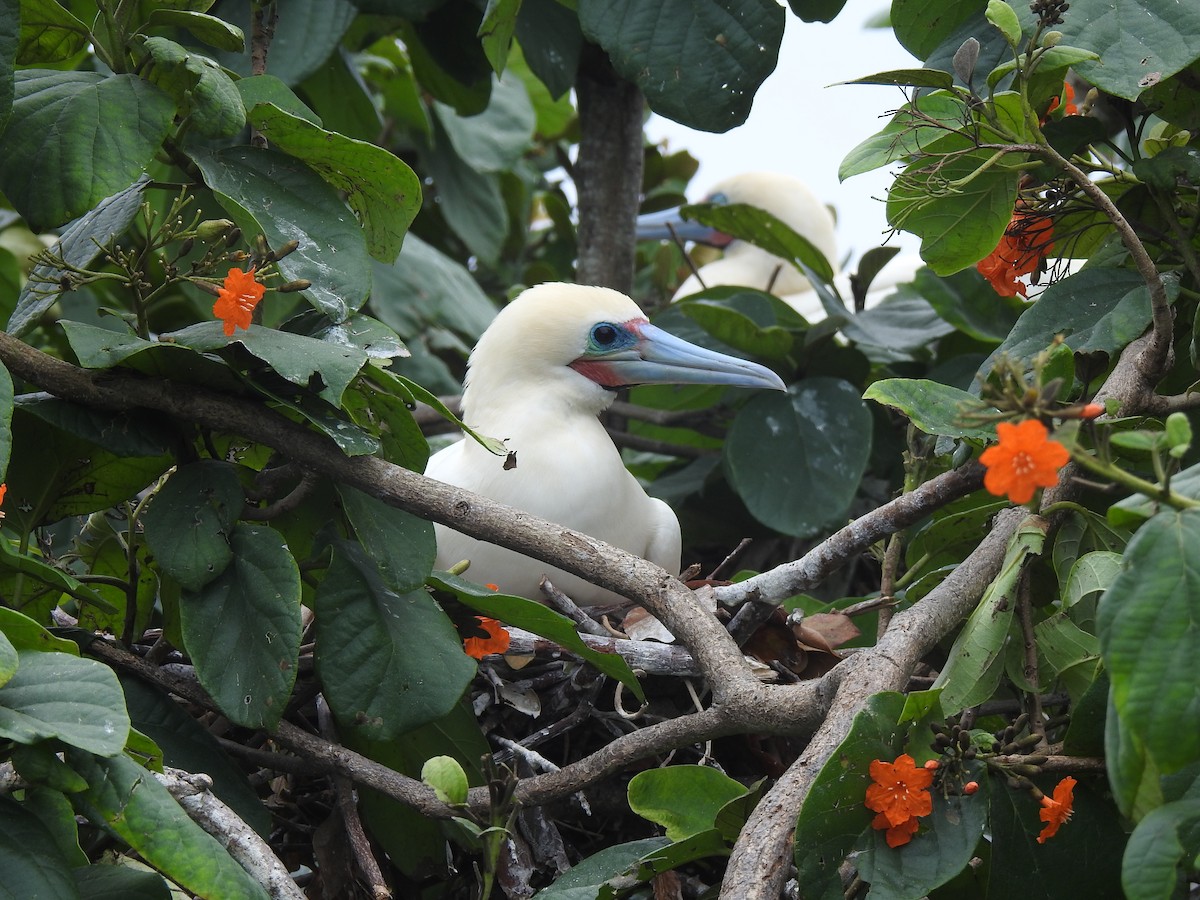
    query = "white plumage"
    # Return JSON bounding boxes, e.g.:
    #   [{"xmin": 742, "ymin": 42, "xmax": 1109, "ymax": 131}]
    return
[{"xmin": 425, "ymin": 282, "xmax": 785, "ymax": 604}]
